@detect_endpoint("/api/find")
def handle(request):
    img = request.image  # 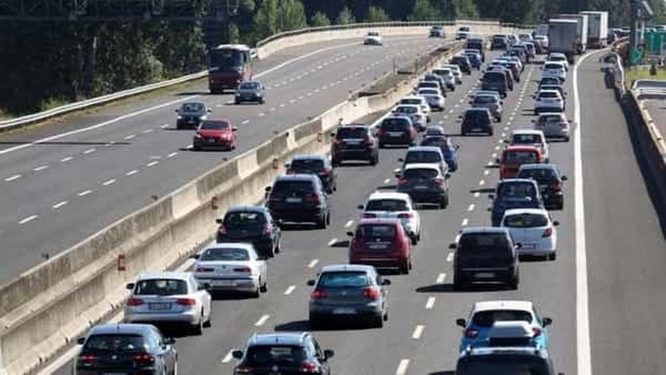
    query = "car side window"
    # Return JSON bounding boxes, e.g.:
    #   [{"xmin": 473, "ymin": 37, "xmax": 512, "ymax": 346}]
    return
[
  {"xmin": 189, "ymin": 276, "xmax": 199, "ymax": 292},
  {"xmin": 147, "ymin": 329, "xmax": 161, "ymax": 350},
  {"xmin": 310, "ymin": 337, "xmax": 324, "ymax": 359}
]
